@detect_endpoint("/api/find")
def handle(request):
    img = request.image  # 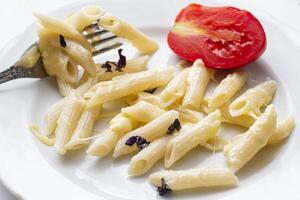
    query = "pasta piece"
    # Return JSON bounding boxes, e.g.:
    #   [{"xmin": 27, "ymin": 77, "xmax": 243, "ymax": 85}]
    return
[
  {"xmin": 45, "ymin": 78, "xmax": 96, "ymax": 135},
  {"xmin": 209, "ymin": 71, "xmax": 249, "ymax": 109},
  {"xmin": 66, "ymin": 104, "xmax": 101, "ymax": 150},
  {"xmin": 87, "ymin": 129, "xmax": 120, "ymax": 157},
  {"xmin": 229, "ymin": 80, "xmax": 277, "ymax": 118},
  {"xmin": 113, "ymin": 110, "xmax": 179, "ymax": 158},
  {"xmin": 121, "ymin": 101, "xmax": 165, "ymax": 123},
  {"xmin": 85, "ymin": 68, "xmax": 175, "ymax": 107},
  {"xmin": 200, "ymin": 136, "xmax": 228, "ymax": 152},
  {"xmin": 98, "ymin": 13, "xmax": 159, "ymax": 54},
  {"xmin": 34, "ymin": 12, "xmax": 92, "ymax": 51},
  {"xmin": 109, "ymin": 113, "xmax": 134, "ymax": 133},
  {"xmin": 164, "ymin": 110, "xmax": 221, "ymax": 168},
  {"xmin": 97, "ymin": 55, "xmax": 150, "ymax": 81},
  {"xmin": 182, "ymin": 59, "xmax": 214, "ymax": 110},
  {"xmin": 56, "ymin": 77, "xmax": 75, "ymax": 97},
  {"xmin": 128, "ymin": 136, "xmax": 171, "ymax": 176},
  {"xmin": 65, "ymin": 6, "xmax": 105, "ymax": 31},
  {"xmin": 54, "ymin": 93, "xmax": 86, "ymax": 154},
  {"xmin": 174, "ymin": 107, "xmax": 203, "ymax": 124},
  {"xmin": 29, "ymin": 124, "xmax": 55, "ymax": 146},
  {"xmin": 223, "ymin": 104, "xmax": 277, "ymax": 172},
  {"xmin": 125, "ymin": 92, "xmax": 161, "ymax": 106},
  {"xmin": 268, "ymin": 116, "xmax": 295, "ymax": 145},
  {"xmin": 59, "ymin": 39, "xmax": 96, "ymax": 76},
  {"xmin": 159, "ymin": 69, "xmax": 189, "ymax": 108},
  {"xmin": 201, "ymin": 98, "xmax": 255, "ymax": 128},
  {"xmin": 149, "ymin": 167, "xmax": 238, "ymax": 191}
]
